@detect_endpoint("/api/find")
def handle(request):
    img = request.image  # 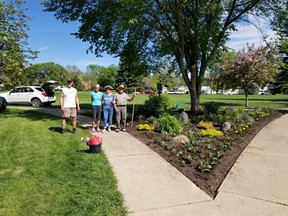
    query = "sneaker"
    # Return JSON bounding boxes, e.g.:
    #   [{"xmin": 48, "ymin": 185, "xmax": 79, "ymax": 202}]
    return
[
  {"xmin": 107, "ymin": 127, "xmax": 111, "ymax": 132},
  {"xmin": 101, "ymin": 129, "xmax": 106, "ymax": 133},
  {"xmin": 73, "ymin": 128, "xmax": 77, "ymax": 134},
  {"xmin": 97, "ymin": 127, "xmax": 100, "ymax": 132},
  {"xmin": 61, "ymin": 129, "xmax": 66, "ymax": 134},
  {"xmin": 116, "ymin": 128, "xmax": 120, "ymax": 132},
  {"xmin": 122, "ymin": 128, "xmax": 126, "ymax": 132},
  {"xmin": 91, "ymin": 127, "xmax": 95, "ymax": 132}
]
